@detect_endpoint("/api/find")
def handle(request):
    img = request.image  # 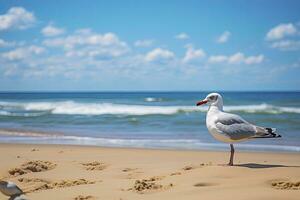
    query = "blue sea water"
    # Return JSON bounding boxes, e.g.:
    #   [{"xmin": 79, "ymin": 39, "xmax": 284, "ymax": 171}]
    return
[{"xmin": 0, "ymin": 92, "xmax": 300, "ymax": 152}]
